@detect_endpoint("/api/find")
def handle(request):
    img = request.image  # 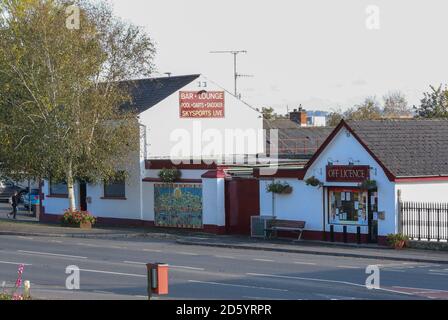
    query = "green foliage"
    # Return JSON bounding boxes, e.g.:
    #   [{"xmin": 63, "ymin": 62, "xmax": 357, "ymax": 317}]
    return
[
  {"xmin": 386, "ymin": 233, "xmax": 409, "ymax": 247},
  {"xmin": 414, "ymin": 85, "xmax": 448, "ymax": 118},
  {"xmin": 158, "ymin": 168, "xmax": 181, "ymax": 183},
  {"xmin": 61, "ymin": 209, "xmax": 96, "ymax": 225},
  {"xmin": 266, "ymin": 181, "xmax": 292, "ymax": 194},
  {"xmin": 358, "ymin": 179, "xmax": 377, "ymax": 190},
  {"xmin": 0, "ymin": 0, "xmax": 155, "ymax": 209},
  {"xmin": 305, "ymin": 176, "xmax": 323, "ymax": 187}
]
